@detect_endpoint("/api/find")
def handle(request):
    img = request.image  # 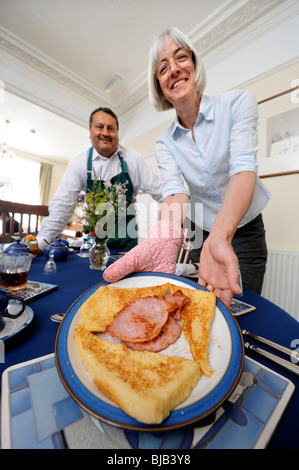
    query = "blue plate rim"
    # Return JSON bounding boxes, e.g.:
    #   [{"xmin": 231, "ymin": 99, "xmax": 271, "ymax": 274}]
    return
[{"xmin": 55, "ymin": 272, "xmax": 244, "ymax": 431}]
